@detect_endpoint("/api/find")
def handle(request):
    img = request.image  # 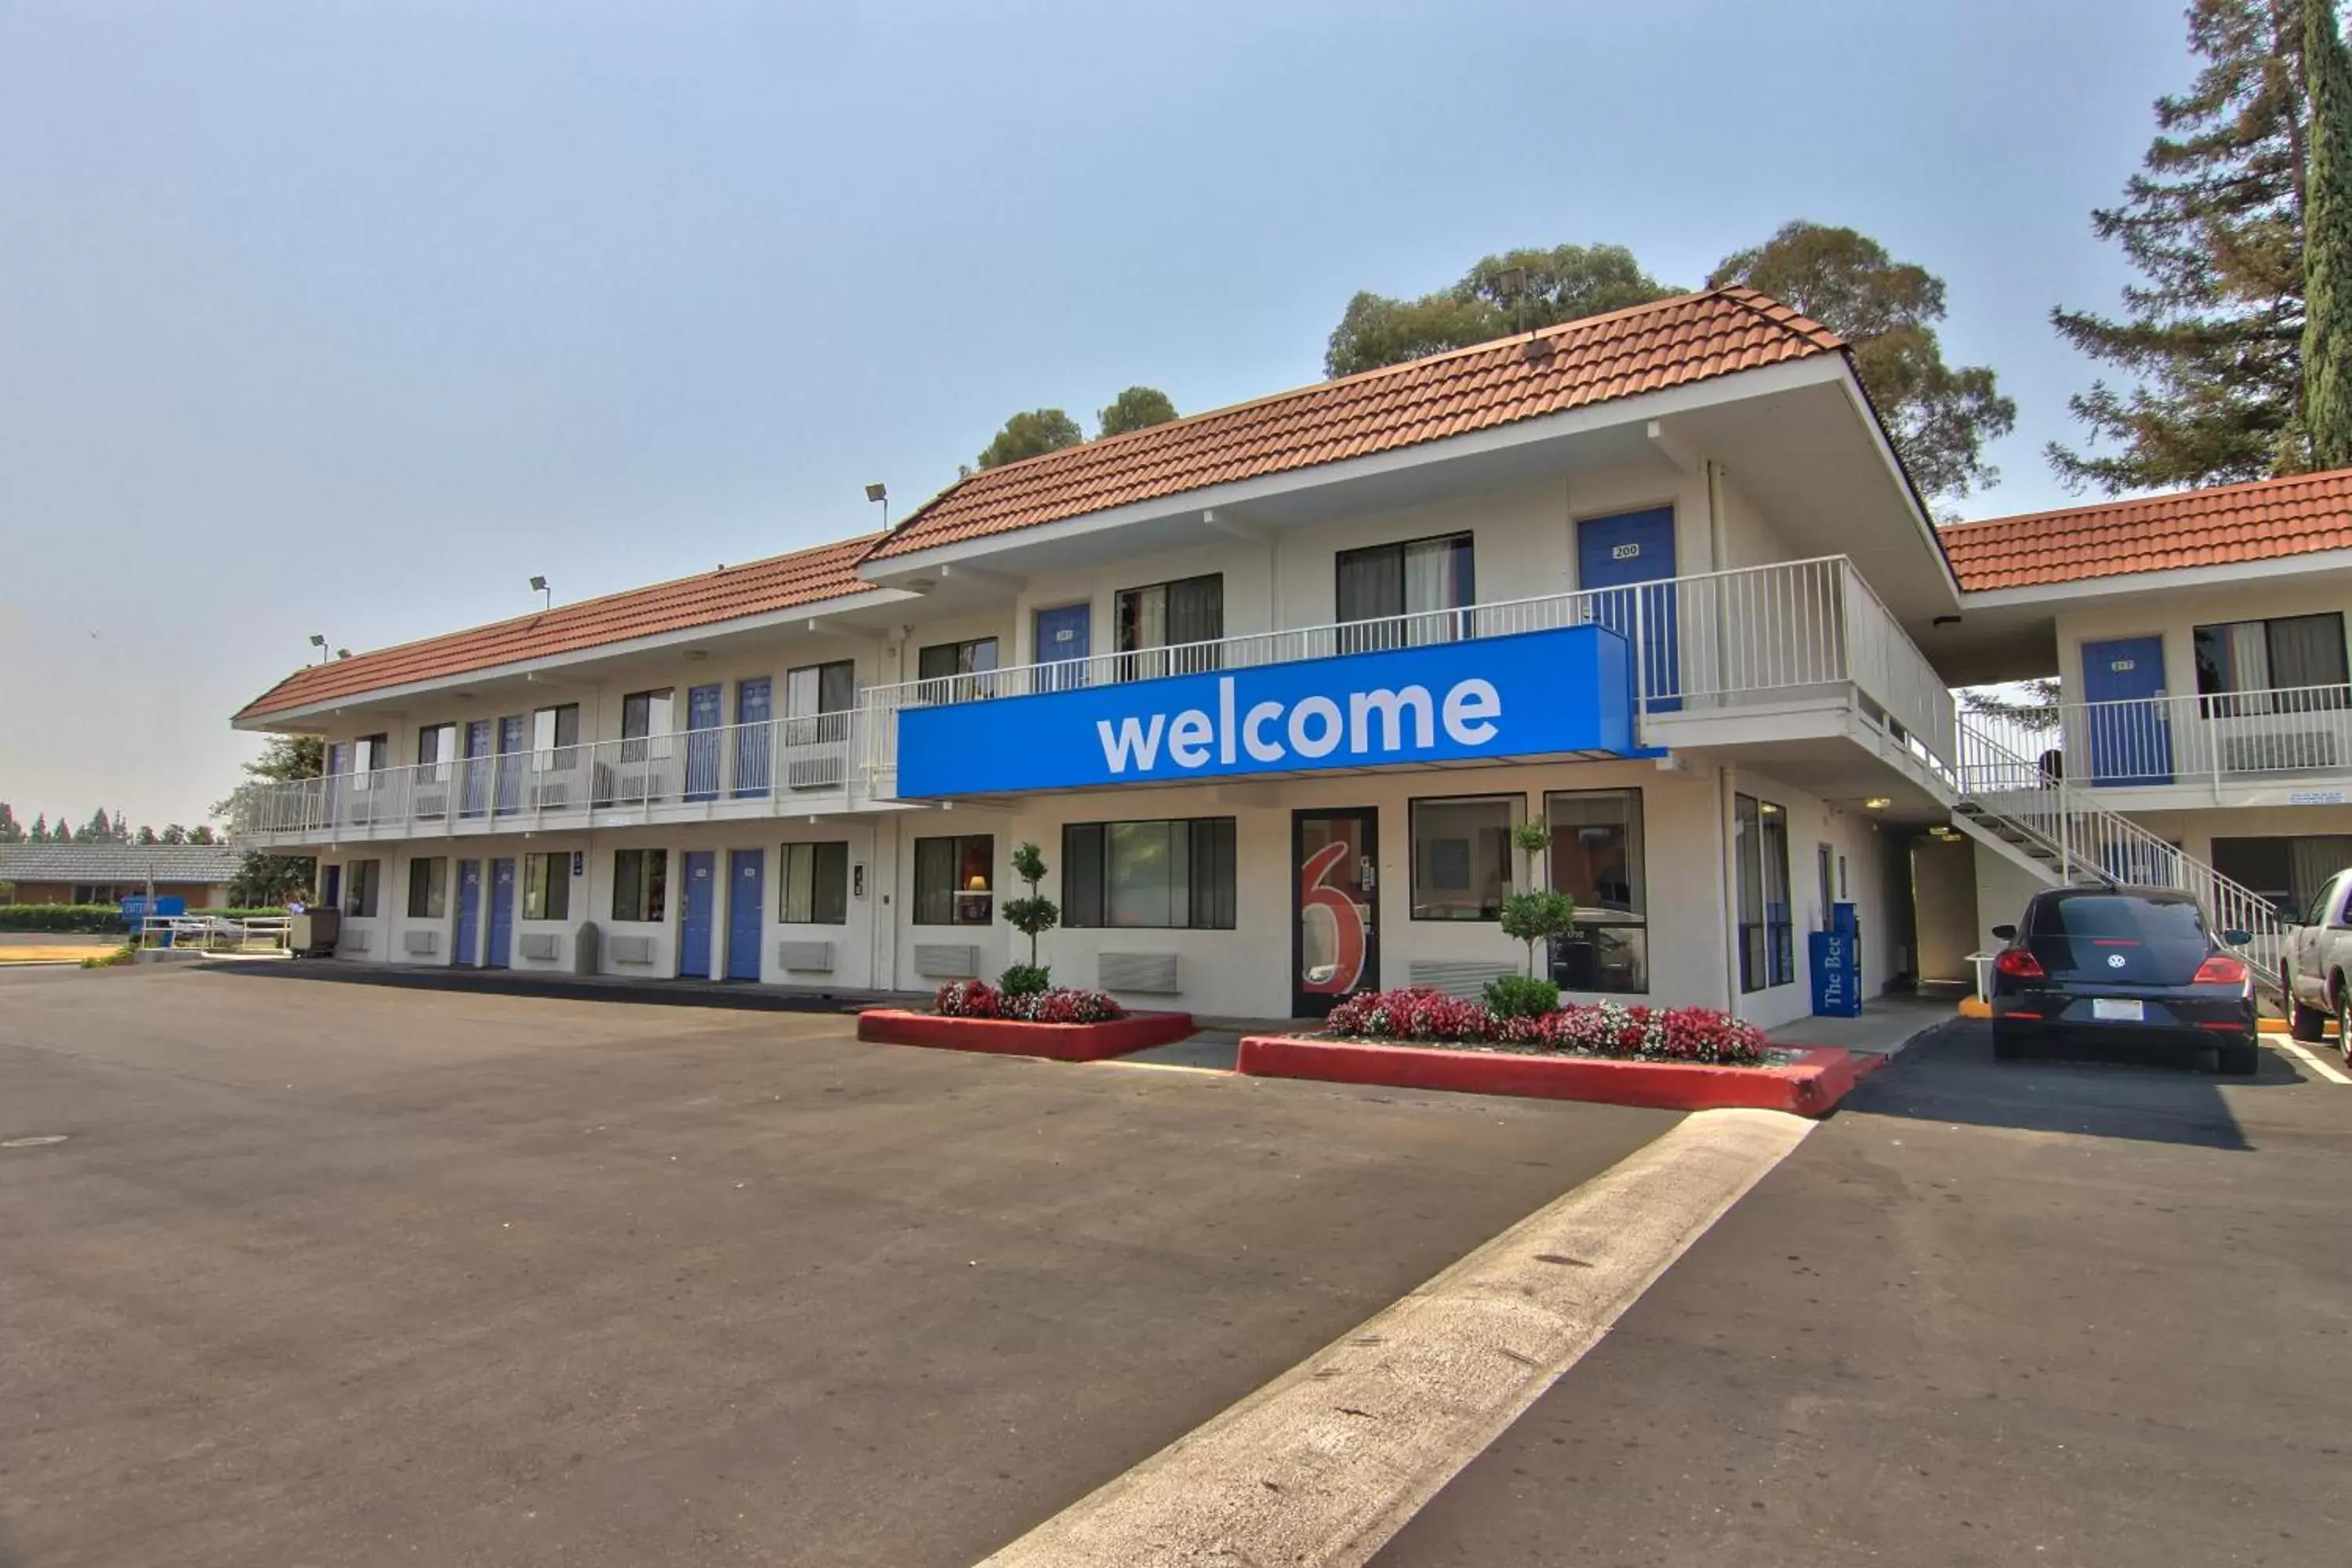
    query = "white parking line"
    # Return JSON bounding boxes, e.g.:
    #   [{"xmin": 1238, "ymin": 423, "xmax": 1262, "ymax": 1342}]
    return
[
  {"xmin": 2273, "ymin": 1037, "xmax": 2352, "ymax": 1084},
  {"xmin": 973, "ymin": 1107, "xmax": 1813, "ymax": 1568}
]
